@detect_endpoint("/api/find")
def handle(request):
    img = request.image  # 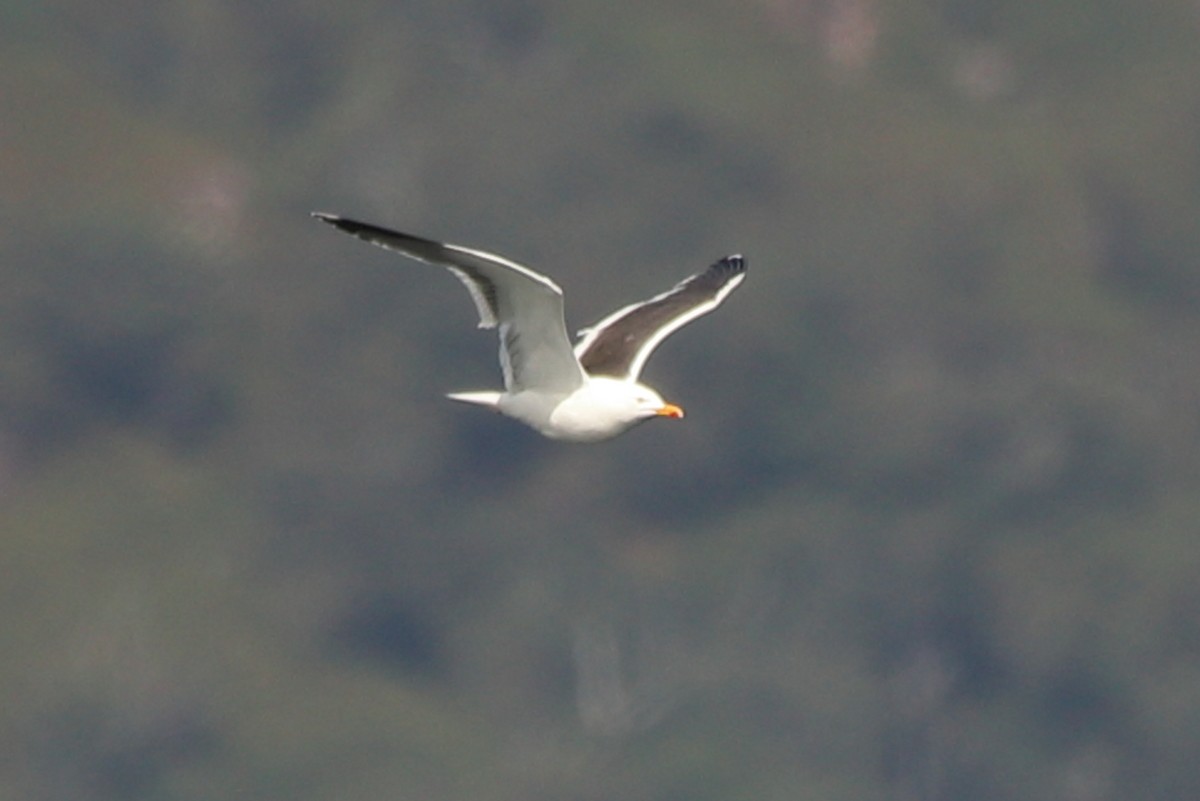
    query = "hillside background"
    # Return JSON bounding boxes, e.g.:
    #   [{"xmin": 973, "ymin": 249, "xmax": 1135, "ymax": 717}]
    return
[{"xmin": 4, "ymin": 1, "xmax": 1200, "ymax": 799}]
